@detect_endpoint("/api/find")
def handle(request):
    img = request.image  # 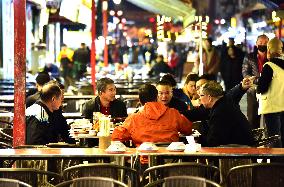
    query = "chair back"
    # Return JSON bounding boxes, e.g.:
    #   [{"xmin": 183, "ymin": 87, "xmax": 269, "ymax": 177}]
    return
[
  {"xmin": 145, "ymin": 176, "xmax": 221, "ymax": 187},
  {"xmin": 216, "ymin": 144, "xmax": 253, "ymax": 184},
  {"xmin": 0, "ymin": 178, "xmax": 32, "ymax": 187},
  {"xmin": 0, "ymin": 120, "xmax": 13, "ymax": 129},
  {"xmin": 0, "ymin": 168, "xmax": 61, "ymax": 187},
  {"xmin": 0, "ymin": 141, "xmax": 12, "ymax": 149},
  {"xmin": 143, "ymin": 162, "xmax": 220, "ymax": 184},
  {"xmin": 0, "ymin": 128, "xmax": 13, "ymax": 140},
  {"xmin": 252, "ymin": 128, "xmax": 266, "ymax": 142},
  {"xmin": 226, "ymin": 163, "xmax": 284, "ymax": 187},
  {"xmin": 62, "ymin": 163, "xmax": 139, "ymax": 187},
  {"xmin": 55, "ymin": 176, "xmax": 128, "ymax": 187},
  {"xmin": 254, "ymin": 135, "xmax": 281, "ymax": 147}
]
